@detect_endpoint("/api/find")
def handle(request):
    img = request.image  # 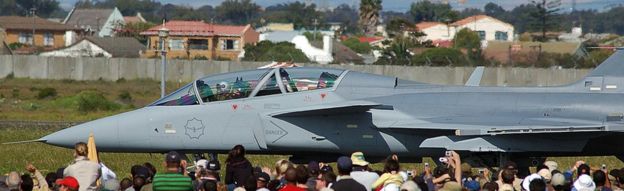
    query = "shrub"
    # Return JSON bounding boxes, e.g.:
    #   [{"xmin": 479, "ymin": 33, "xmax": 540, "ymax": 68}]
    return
[
  {"xmin": 76, "ymin": 91, "xmax": 121, "ymax": 113},
  {"xmin": 117, "ymin": 90, "xmax": 133, "ymax": 104},
  {"xmin": 5, "ymin": 72, "xmax": 14, "ymax": 79},
  {"xmin": 193, "ymin": 55, "xmax": 209, "ymax": 60},
  {"xmin": 36, "ymin": 87, "xmax": 57, "ymax": 99}
]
